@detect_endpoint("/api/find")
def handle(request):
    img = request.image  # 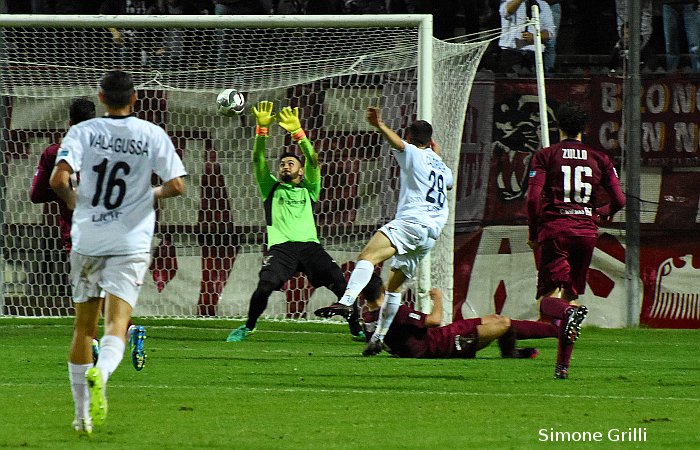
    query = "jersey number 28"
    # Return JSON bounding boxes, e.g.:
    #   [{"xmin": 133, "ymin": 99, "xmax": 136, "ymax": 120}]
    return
[{"xmin": 426, "ymin": 170, "xmax": 446, "ymax": 207}]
